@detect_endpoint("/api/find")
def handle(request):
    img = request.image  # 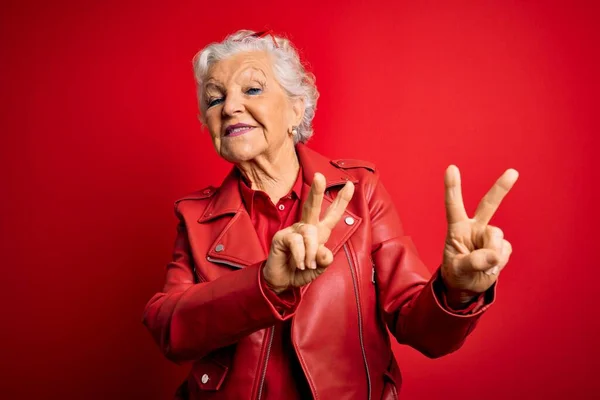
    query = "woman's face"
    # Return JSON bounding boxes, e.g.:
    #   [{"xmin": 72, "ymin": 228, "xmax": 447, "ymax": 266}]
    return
[{"xmin": 202, "ymin": 51, "xmax": 304, "ymax": 163}]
